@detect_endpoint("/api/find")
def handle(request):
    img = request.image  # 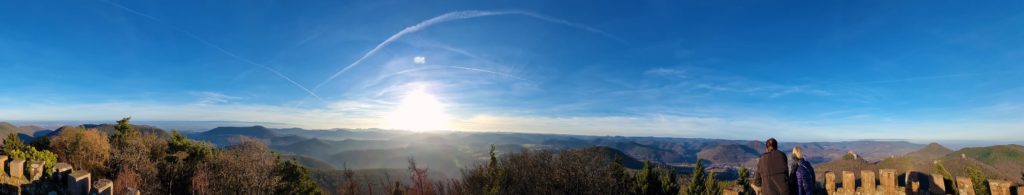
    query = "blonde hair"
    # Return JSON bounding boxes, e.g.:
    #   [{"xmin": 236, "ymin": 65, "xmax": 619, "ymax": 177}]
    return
[{"xmin": 792, "ymin": 146, "xmax": 803, "ymax": 160}]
